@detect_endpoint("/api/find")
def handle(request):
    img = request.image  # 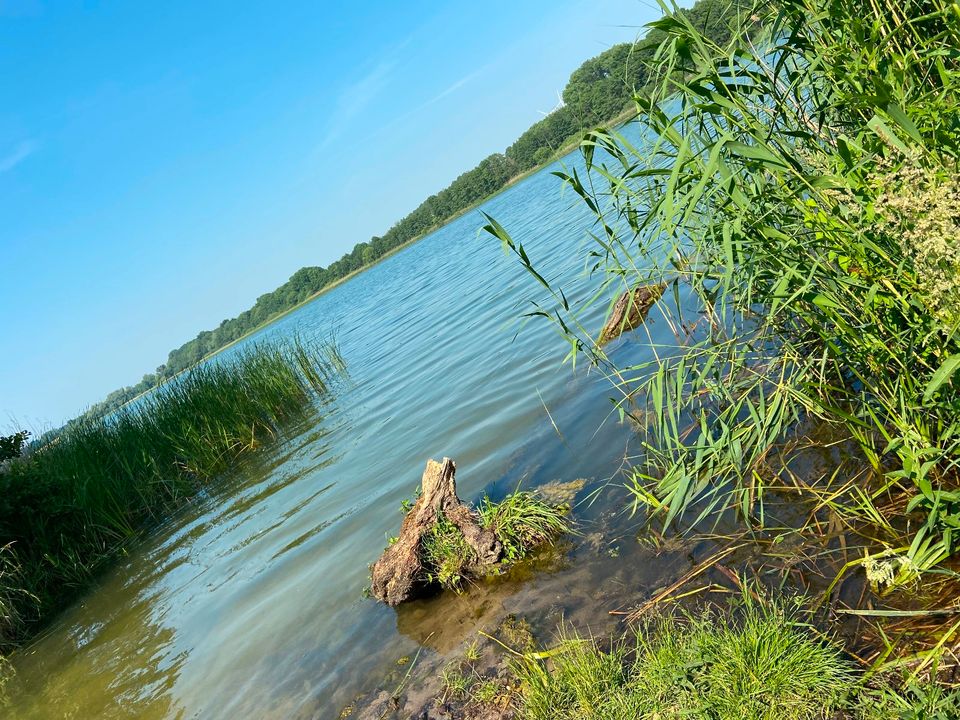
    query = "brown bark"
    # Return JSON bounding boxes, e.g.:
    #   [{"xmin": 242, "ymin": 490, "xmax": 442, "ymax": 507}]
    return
[
  {"xmin": 370, "ymin": 457, "xmax": 502, "ymax": 606},
  {"xmin": 598, "ymin": 283, "xmax": 666, "ymax": 344}
]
